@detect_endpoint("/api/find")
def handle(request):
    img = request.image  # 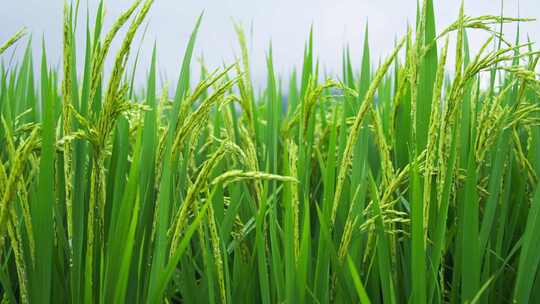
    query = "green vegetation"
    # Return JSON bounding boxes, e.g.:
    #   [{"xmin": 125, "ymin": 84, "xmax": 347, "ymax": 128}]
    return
[{"xmin": 1, "ymin": 0, "xmax": 540, "ymax": 303}]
